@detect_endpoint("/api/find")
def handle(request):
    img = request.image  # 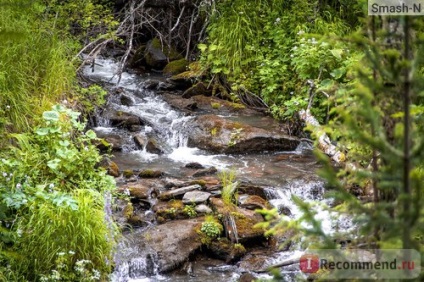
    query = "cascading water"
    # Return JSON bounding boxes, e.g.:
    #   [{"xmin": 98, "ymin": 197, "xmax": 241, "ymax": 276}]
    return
[{"xmin": 83, "ymin": 57, "xmax": 354, "ymax": 282}]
